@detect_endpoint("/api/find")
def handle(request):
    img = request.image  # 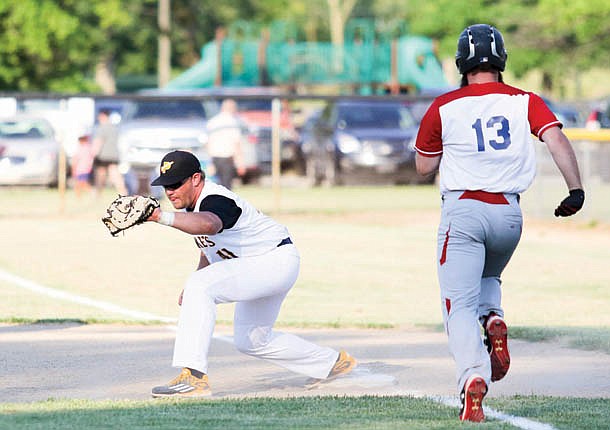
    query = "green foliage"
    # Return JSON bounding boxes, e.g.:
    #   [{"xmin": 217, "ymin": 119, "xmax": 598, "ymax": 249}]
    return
[
  {"xmin": 0, "ymin": 0, "xmax": 135, "ymax": 91},
  {"xmin": 406, "ymin": 0, "xmax": 610, "ymax": 89},
  {"xmin": 1, "ymin": 396, "xmax": 609, "ymax": 429},
  {"xmin": 1, "ymin": 0, "xmax": 609, "ymax": 93}
]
